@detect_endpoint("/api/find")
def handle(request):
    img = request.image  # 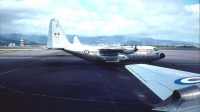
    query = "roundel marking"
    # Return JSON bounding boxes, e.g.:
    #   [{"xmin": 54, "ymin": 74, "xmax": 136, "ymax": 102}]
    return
[
  {"xmin": 174, "ymin": 76, "xmax": 200, "ymax": 85},
  {"xmin": 84, "ymin": 49, "xmax": 89, "ymax": 55}
]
